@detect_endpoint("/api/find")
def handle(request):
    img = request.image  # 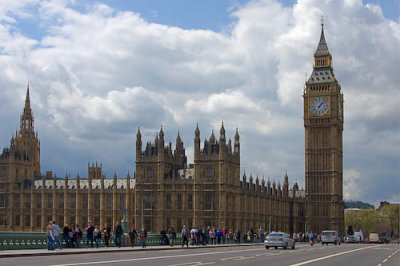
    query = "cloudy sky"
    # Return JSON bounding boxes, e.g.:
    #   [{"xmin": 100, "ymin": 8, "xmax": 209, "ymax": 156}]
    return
[{"xmin": 0, "ymin": 0, "xmax": 399, "ymax": 206}]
